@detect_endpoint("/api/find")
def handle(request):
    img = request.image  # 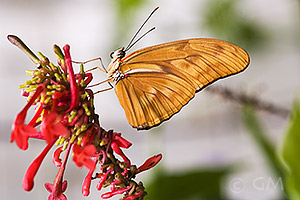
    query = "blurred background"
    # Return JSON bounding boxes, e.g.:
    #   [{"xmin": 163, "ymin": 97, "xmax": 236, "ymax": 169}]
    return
[{"xmin": 0, "ymin": 0, "xmax": 299, "ymax": 199}]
